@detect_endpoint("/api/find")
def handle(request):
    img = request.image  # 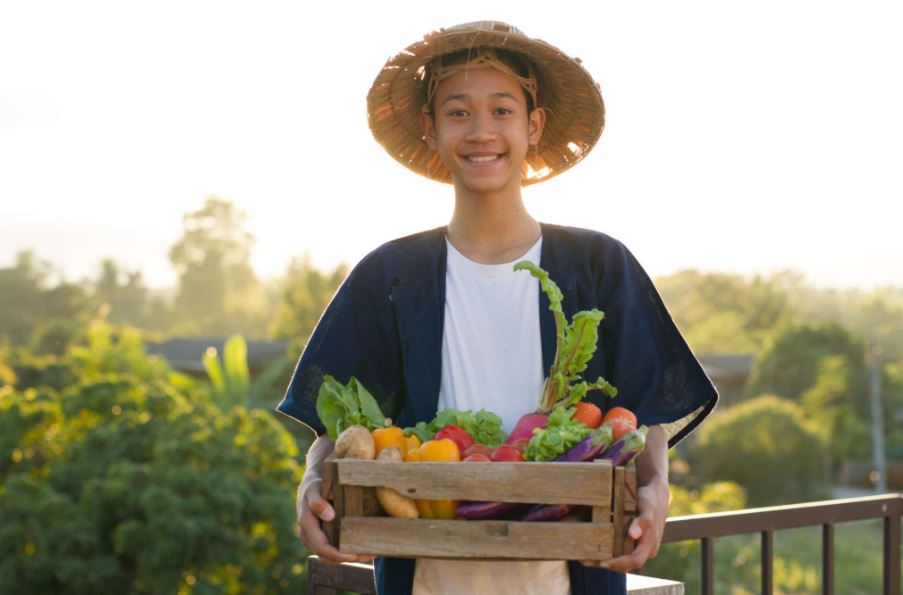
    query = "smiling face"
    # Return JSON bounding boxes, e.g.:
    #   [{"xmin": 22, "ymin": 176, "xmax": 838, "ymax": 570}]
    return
[{"xmin": 420, "ymin": 65, "xmax": 545, "ymax": 196}]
